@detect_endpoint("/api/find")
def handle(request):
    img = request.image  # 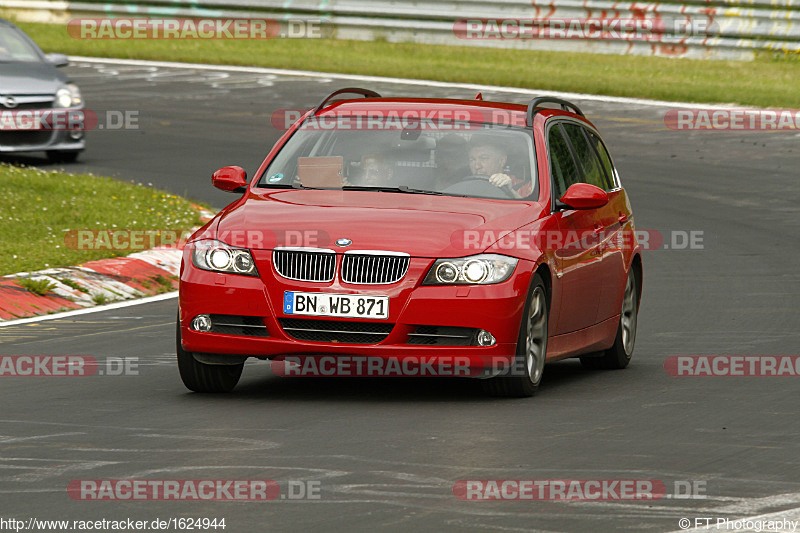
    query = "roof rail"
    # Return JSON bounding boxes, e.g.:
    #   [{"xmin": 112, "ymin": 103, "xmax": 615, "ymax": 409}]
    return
[
  {"xmin": 313, "ymin": 88, "xmax": 382, "ymax": 115},
  {"xmin": 526, "ymin": 97, "xmax": 584, "ymax": 126}
]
